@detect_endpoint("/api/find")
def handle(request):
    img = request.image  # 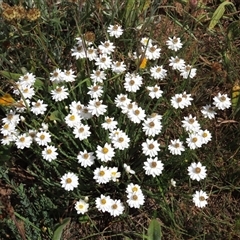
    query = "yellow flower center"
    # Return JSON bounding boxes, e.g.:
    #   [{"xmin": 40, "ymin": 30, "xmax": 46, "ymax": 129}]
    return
[
  {"xmin": 132, "ymin": 187, "xmax": 138, "ymax": 192},
  {"xmin": 69, "ymin": 115, "xmax": 75, "ymax": 121},
  {"xmin": 46, "ymin": 149, "xmax": 52, "ymax": 154},
  {"xmin": 129, "ymin": 80, "xmax": 135, "ymax": 86},
  {"xmin": 192, "ymin": 137, "xmax": 198, "ymax": 143},
  {"xmin": 99, "ymin": 171, "xmax": 105, "ymax": 176},
  {"xmin": 151, "ymin": 162, "xmax": 157, "ymax": 168},
  {"xmin": 40, "ymin": 134, "xmax": 45, "ymax": 140},
  {"xmin": 202, "ymin": 132, "xmax": 208, "ymax": 138},
  {"xmin": 195, "ymin": 167, "xmax": 201, "ymax": 173},
  {"xmin": 102, "ymin": 147, "xmax": 109, "ymax": 154},
  {"xmin": 112, "ymin": 204, "xmax": 117, "ymax": 209},
  {"xmin": 118, "ymin": 137, "xmax": 124, "ymax": 143},
  {"xmin": 177, "ymin": 97, "xmax": 182, "ymax": 103},
  {"xmin": 199, "ymin": 196, "xmax": 205, "ymax": 201},
  {"xmin": 174, "ymin": 143, "xmax": 180, "ymax": 148},
  {"xmin": 66, "ymin": 178, "xmax": 72, "ymax": 183},
  {"xmin": 149, "ymin": 143, "xmax": 154, "ymax": 149},
  {"xmin": 132, "ymin": 194, "xmax": 138, "ymax": 200},
  {"xmin": 83, "ymin": 153, "xmax": 89, "ymax": 159},
  {"xmin": 79, "ymin": 127, "xmax": 84, "ymax": 133}
]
